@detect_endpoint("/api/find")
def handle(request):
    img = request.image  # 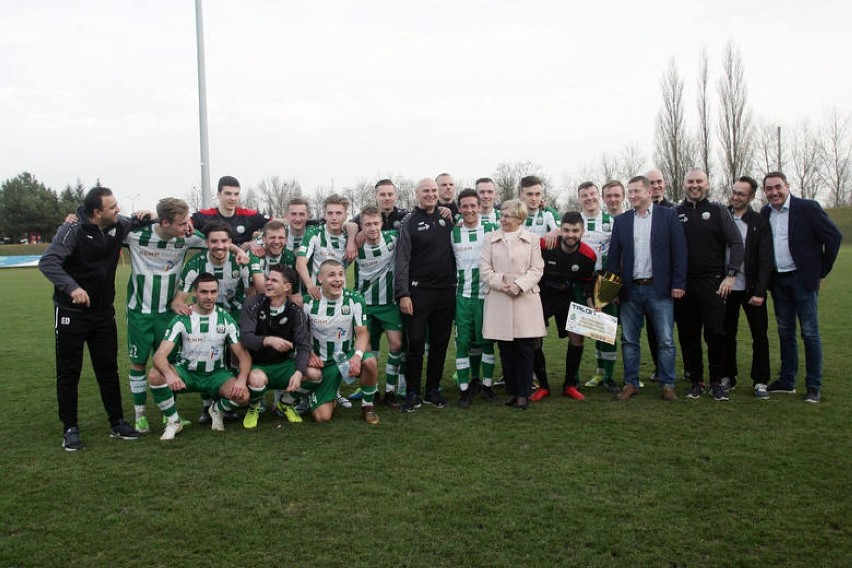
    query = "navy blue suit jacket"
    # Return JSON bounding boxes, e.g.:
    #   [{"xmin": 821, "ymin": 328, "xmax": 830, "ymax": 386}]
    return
[
  {"xmin": 606, "ymin": 205, "xmax": 688, "ymax": 299},
  {"xmin": 761, "ymin": 195, "xmax": 842, "ymax": 291}
]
